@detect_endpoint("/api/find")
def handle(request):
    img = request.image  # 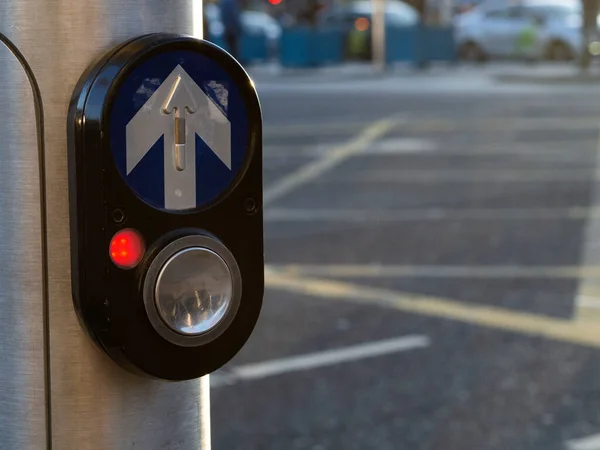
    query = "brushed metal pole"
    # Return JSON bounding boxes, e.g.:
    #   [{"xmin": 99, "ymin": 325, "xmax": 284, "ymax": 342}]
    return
[{"xmin": 0, "ymin": 1, "xmax": 211, "ymax": 449}]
